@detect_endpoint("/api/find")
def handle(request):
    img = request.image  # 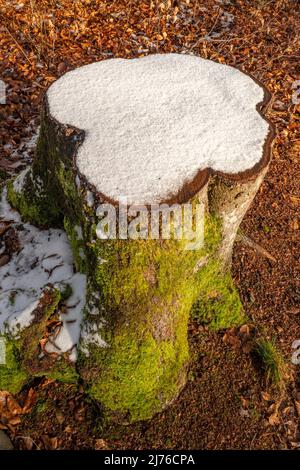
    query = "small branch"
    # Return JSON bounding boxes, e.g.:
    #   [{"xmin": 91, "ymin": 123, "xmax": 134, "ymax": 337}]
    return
[
  {"xmin": 237, "ymin": 233, "xmax": 276, "ymax": 263},
  {"xmin": 3, "ymin": 26, "xmax": 32, "ymax": 64},
  {"xmin": 190, "ymin": 7, "xmax": 222, "ymax": 50},
  {"xmin": 205, "ymin": 7, "xmax": 222, "ymax": 39}
]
